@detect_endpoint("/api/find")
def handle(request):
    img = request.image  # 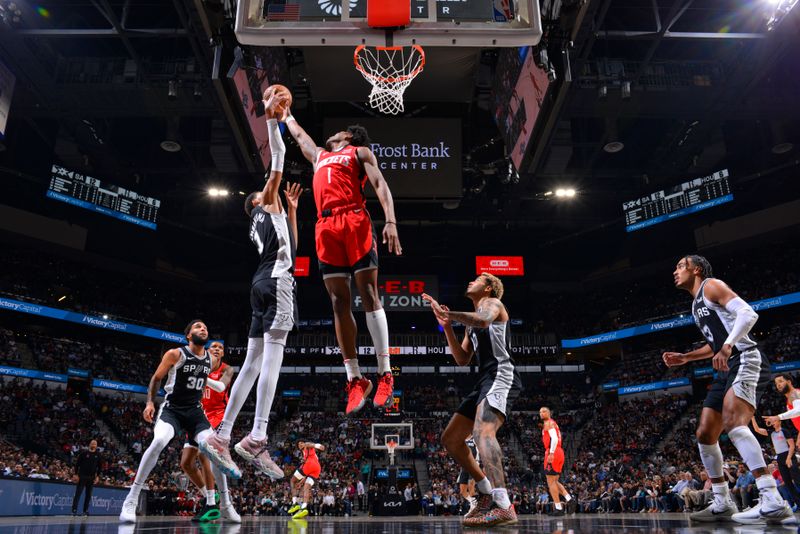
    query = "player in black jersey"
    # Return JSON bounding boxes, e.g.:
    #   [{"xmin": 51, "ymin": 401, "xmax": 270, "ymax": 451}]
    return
[
  {"xmin": 423, "ymin": 274, "xmax": 522, "ymax": 527},
  {"xmin": 201, "ymin": 93, "xmax": 301, "ymax": 481},
  {"xmin": 663, "ymin": 255, "xmax": 795, "ymax": 525},
  {"xmin": 120, "ymin": 320, "xmax": 216, "ymax": 523}
]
